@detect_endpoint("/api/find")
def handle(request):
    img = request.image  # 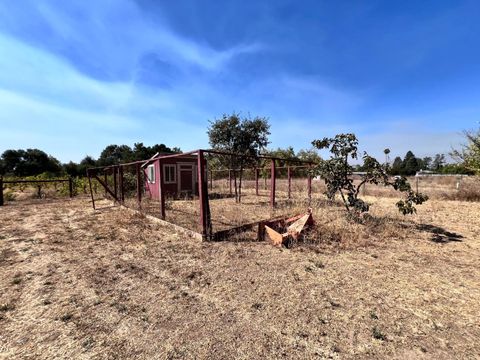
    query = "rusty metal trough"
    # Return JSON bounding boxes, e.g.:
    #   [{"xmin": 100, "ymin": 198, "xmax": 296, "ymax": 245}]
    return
[{"xmin": 259, "ymin": 209, "xmax": 315, "ymax": 247}]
